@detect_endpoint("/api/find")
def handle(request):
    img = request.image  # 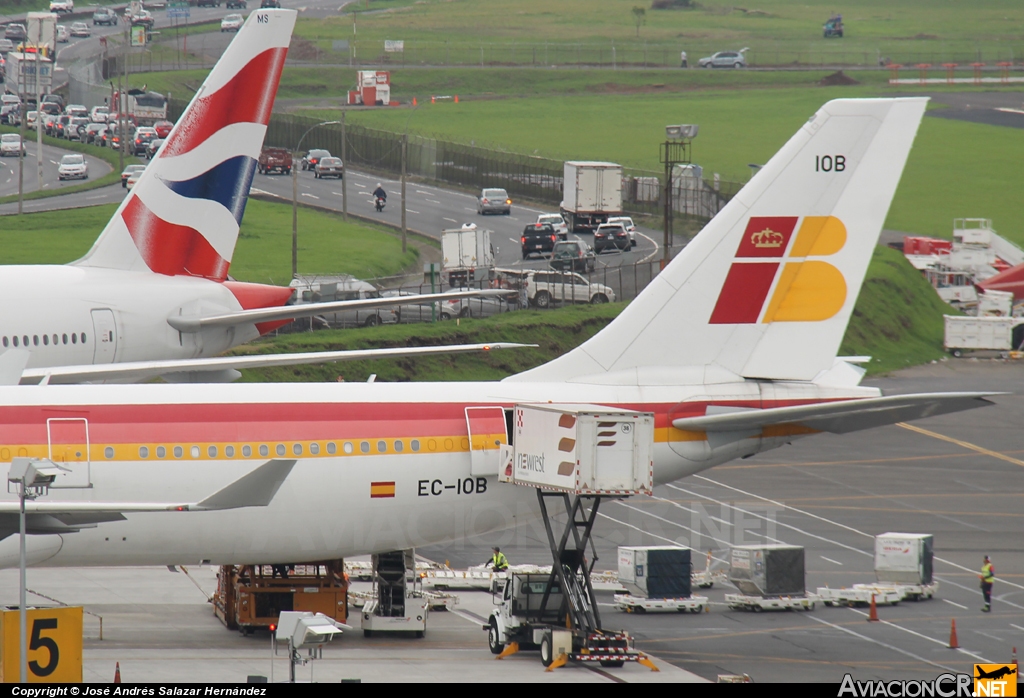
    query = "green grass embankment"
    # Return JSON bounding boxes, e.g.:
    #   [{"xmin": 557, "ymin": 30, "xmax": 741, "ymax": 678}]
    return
[
  {"xmin": 0, "ymin": 199, "xmax": 419, "ymax": 283},
  {"xmin": 238, "ymin": 247, "xmax": 950, "ymax": 382}
]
